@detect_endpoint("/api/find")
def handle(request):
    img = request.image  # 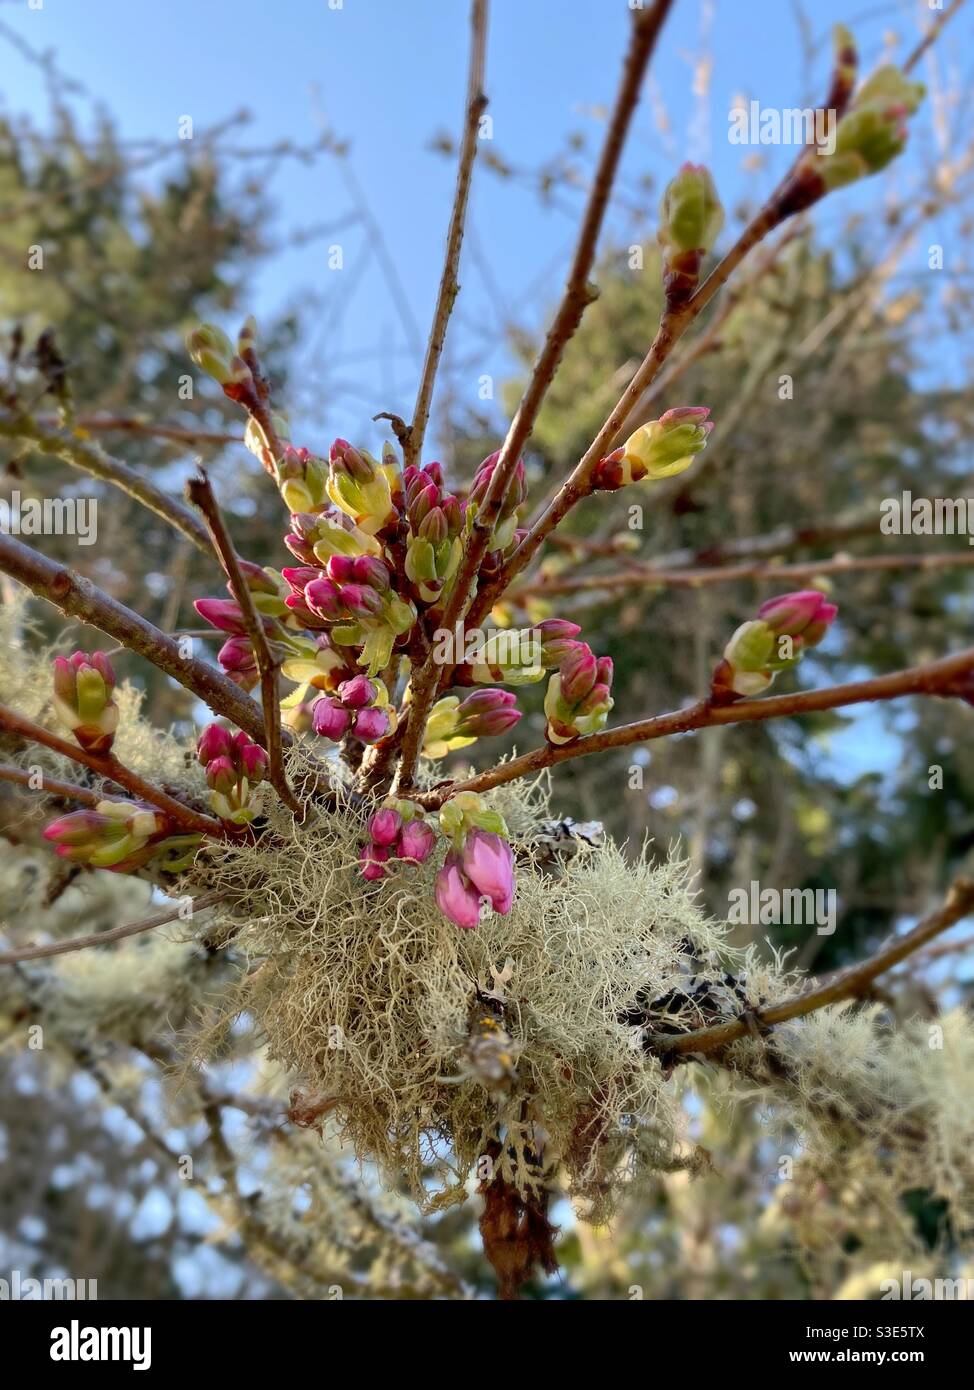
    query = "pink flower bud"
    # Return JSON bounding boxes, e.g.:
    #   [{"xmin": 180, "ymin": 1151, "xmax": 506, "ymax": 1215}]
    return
[
  {"xmin": 419, "ymin": 507, "xmax": 448, "ymax": 545},
  {"xmin": 368, "ymin": 808, "xmax": 403, "ymax": 847},
  {"xmin": 338, "ymin": 675, "xmax": 377, "ymax": 709},
  {"xmin": 312, "ymin": 697, "xmax": 352, "ymax": 740},
  {"xmin": 435, "ymin": 852, "xmax": 483, "ymax": 929},
  {"xmin": 757, "ymin": 590, "xmax": 836, "ymax": 640},
  {"xmin": 218, "ymin": 637, "xmax": 260, "ymax": 689},
  {"xmin": 558, "ymin": 642, "xmax": 598, "ymax": 705},
  {"xmin": 284, "ymin": 531, "xmax": 317, "ymax": 565},
  {"xmin": 304, "ymin": 577, "xmax": 343, "ymax": 621},
  {"xmin": 239, "ymin": 741, "xmax": 269, "ymax": 783},
  {"xmin": 324, "ymin": 554, "xmax": 358, "ymax": 585},
  {"xmin": 461, "ymin": 829, "xmax": 515, "ymax": 915},
  {"xmin": 534, "ymin": 619, "xmax": 583, "ymax": 666},
  {"xmin": 454, "ymin": 688, "xmax": 522, "ymax": 738},
  {"xmin": 352, "ymin": 556, "xmax": 391, "ymax": 591},
  {"xmin": 360, "ymin": 843, "xmax": 390, "ymax": 881},
  {"xmin": 336, "ymin": 582, "xmax": 384, "ymax": 619},
  {"xmin": 206, "ymin": 755, "xmax": 237, "ymax": 796},
  {"xmin": 353, "ymin": 706, "xmax": 391, "ymax": 742},
  {"xmin": 397, "ymin": 819, "xmax": 436, "ymax": 864},
  {"xmin": 194, "ymin": 598, "xmax": 248, "ymax": 635},
  {"xmin": 281, "ymin": 565, "xmax": 323, "ymax": 595},
  {"xmin": 235, "ymin": 559, "xmax": 279, "ymax": 595},
  {"xmin": 197, "ymin": 723, "xmax": 233, "ymax": 766}
]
